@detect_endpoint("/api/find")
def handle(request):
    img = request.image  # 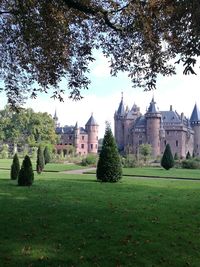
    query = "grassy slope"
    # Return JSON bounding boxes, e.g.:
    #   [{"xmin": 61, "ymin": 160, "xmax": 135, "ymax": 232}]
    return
[{"xmin": 0, "ymin": 170, "xmax": 200, "ymax": 266}]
